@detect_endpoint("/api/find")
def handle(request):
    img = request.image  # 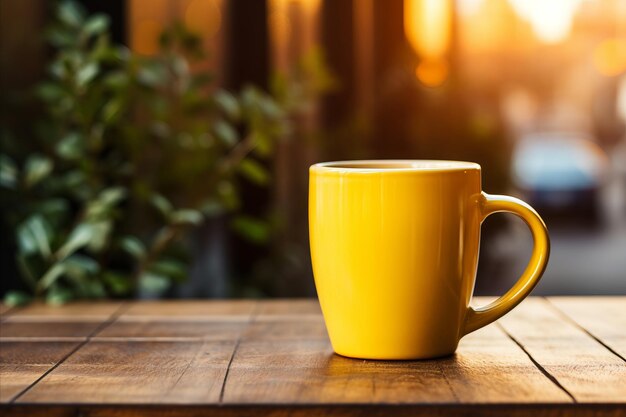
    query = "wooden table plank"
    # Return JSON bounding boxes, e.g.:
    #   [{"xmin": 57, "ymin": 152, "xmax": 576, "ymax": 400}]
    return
[
  {"xmin": 9, "ymin": 302, "xmax": 123, "ymax": 321},
  {"xmin": 0, "ymin": 341, "xmax": 81, "ymax": 402},
  {"xmin": 94, "ymin": 320, "xmax": 247, "ymax": 341},
  {"xmin": 3, "ymin": 297, "xmax": 624, "ymax": 416},
  {"xmin": 223, "ymin": 315, "xmax": 570, "ymax": 404},
  {"xmin": 121, "ymin": 300, "xmax": 256, "ymax": 321},
  {"xmin": 5, "ymin": 404, "xmax": 626, "ymax": 417},
  {"xmin": 497, "ymin": 298, "xmax": 626, "ymax": 403},
  {"xmin": 242, "ymin": 319, "xmax": 328, "ymax": 341},
  {"xmin": 223, "ymin": 338, "xmax": 455, "ymax": 404},
  {"xmin": 255, "ymin": 299, "xmax": 322, "ymax": 321},
  {"xmin": 0, "ymin": 304, "xmax": 13, "ymax": 316},
  {"xmin": 16, "ymin": 340, "xmax": 235, "ymax": 404},
  {"xmin": 441, "ymin": 324, "xmax": 572, "ymax": 403},
  {"xmin": 547, "ymin": 297, "xmax": 626, "ymax": 360},
  {"xmin": 0, "ymin": 321, "xmax": 102, "ymax": 341}
]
